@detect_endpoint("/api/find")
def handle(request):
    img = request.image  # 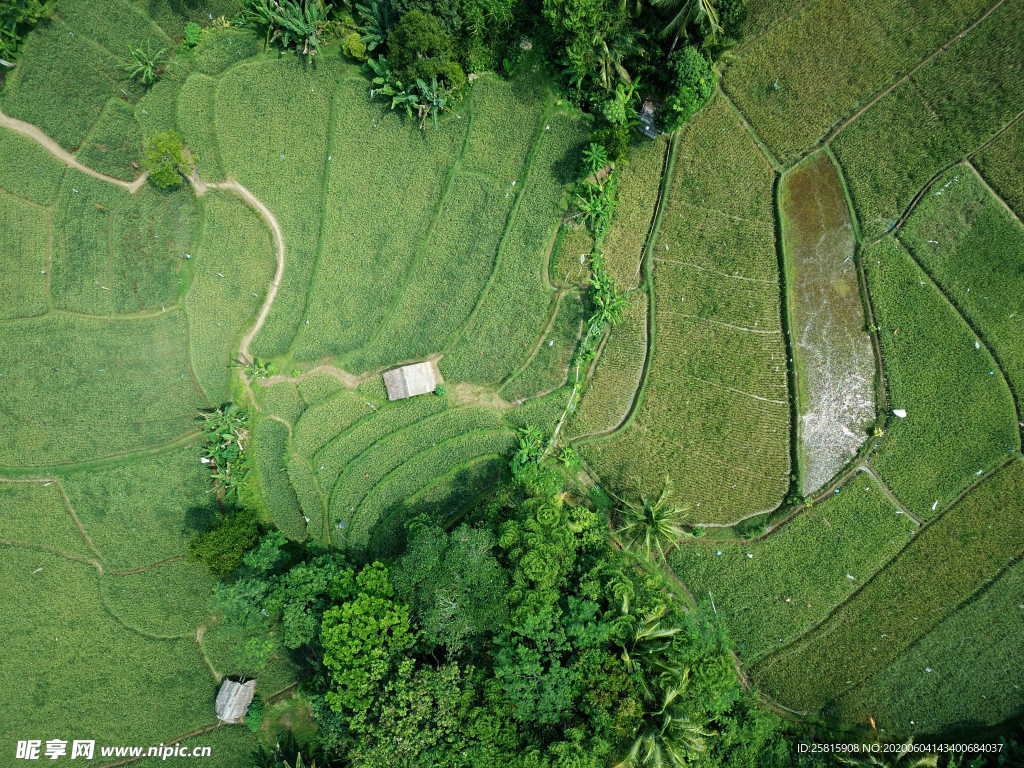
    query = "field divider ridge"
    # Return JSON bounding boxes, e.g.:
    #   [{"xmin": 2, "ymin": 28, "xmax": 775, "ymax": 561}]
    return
[
  {"xmin": 56, "ymin": 479, "xmax": 105, "ymax": 564},
  {"xmin": 965, "ymin": 153, "xmax": 1024, "ymax": 229},
  {"xmin": 499, "ymin": 288, "xmax": 569, "ymax": 393},
  {"xmin": 569, "ymin": 129, "xmax": 679, "ymax": 444},
  {"xmin": 748, "ymin": 453, "xmax": 1019, "ymax": 688},
  {"xmin": 442, "ymin": 101, "xmax": 553, "ymax": 355},
  {"xmin": 0, "ymin": 539, "xmax": 103, "ymax": 574},
  {"xmin": 856, "ymin": 464, "xmax": 920, "ymax": 526},
  {"xmin": 0, "ymin": 429, "xmax": 202, "ymax": 476},
  {"xmin": 815, "ymin": 0, "xmax": 1009, "ymax": 155},
  {"xmin": 323, "ymin": 406, "xmax": 470, "ymax": 515},
  {"xmin": 715, "ymin": 86, "xmax": 783, "ymax": 171}
]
